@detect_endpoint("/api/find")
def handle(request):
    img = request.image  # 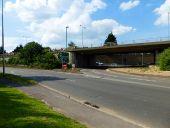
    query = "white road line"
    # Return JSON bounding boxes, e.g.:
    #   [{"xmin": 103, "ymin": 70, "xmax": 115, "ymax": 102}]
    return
[
  {"xmin": 129, "ymin": 77, "xmax": 156, "ymax": 82},
  {"xmin": 67, "ymin": 79, "xmax": 76, "ymax": 82},
  {"xmin": 84, "ymin": 74, "xmax": 101, "ymax": 79},
  {"xmin": 92, "ymin": 70, "xmax": 156, "ymax": 82},
  {"xmin": 102, "ymin": 77, "xmax": 170, "ymax": 89},
  {"xmin": 83, "ymin": 73, "xmax": 168, "ymax": 89}
]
